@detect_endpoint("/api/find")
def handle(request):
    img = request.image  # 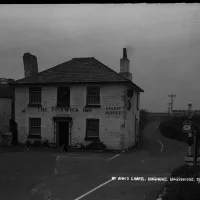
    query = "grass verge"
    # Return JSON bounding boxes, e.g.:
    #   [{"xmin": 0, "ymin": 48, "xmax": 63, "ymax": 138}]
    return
[{"xmin": 158, "ymin": 164, "xmax": 200, "ymax": 200}]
